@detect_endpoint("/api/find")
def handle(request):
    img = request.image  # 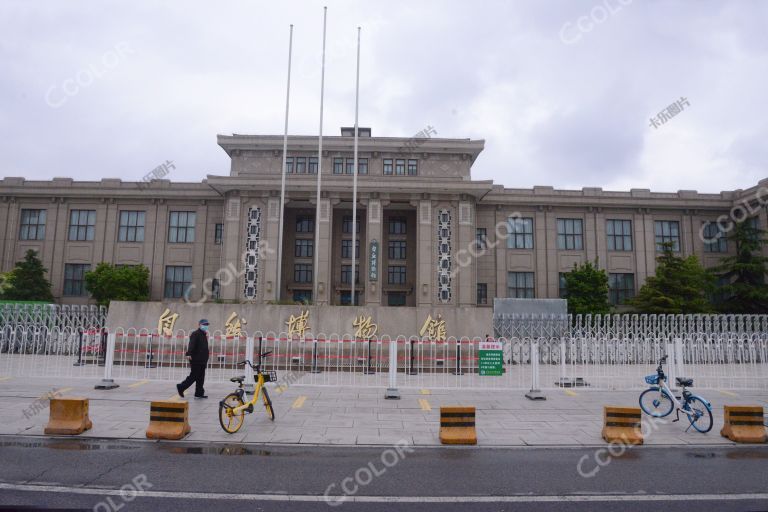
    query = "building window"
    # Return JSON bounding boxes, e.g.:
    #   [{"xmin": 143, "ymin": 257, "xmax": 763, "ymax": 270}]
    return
[
  {"xmin": 559, "ymin": 273, "xmax": 567, "ymax": 298},
  {"xmin": 333, "ymin": 157, "xmax": 344, "ymax": 174},
  {"xmin": 654, "ymin": 220, "xmax": 680, "ymax": 251},
  {"xmin": 702, "ymin": 222, "xmax": 727, "ymax": 253},
  {"xmin": 507, "ymin": 217, "xmax": 533, "ymax": 249},
  {"xmin": 295, "ymin": 157, "xmax": 307, "ymax": 174},
  {"xmin": 342, "ymin": 157, "xmax": 368, "ymax": 174},
  {"xmin": 164, "ymin": 266, "xmax": 192, "ymax": 298},
  {"xmin": 294, "ymin": 263, "xmax": 313, "ymax": 283},
  {"xmin": 168, "ymin": 211, "xmax": 196, "ymax": 243},
  {"xmin": 383, "ymin": 159, "xmax": 393, "ymax": 175},
  {"xmin": 606, "ymin": 219, "xmax": 632, "ymax": 251},
  {"xmin": 63, "ymin": 263, "xmax": 90, "ymax": 296},
  {"xmin": 388, "ymin": 217, "xmax": 407, "ymax": 235},
  {"xmin": 285, "ymin": 156, "xmax": 294, "ymax": 174},
  {"xmin": 296, "ymin": 215, "xmax": 314, "ymax": 233},
  {"xmin": 342, "ymin": 215, "xmax": 360, "ymax": 234},
  {"xmin": 507, "ymin": 272, "xmax": 534, "ymax": 298},
  {"xmin": 341, "ymin": 264, "xmax": 360, "ymax": 284},
  {"xmin": 557, "ymin": 218, "xmax": 583, "ymax": 251},
  {"xmin": 475, "ymin": 228, "xmax": 488, "ymax": 250},
  {"xmin": 747, "ymin": 217, "xmax": 760, "ymax": 242},
  {"xmin": 609, "ymin": 273, "xmax": 635, "ymax": 305},
  {"xmin": 388, "ymin": 265, "xmax": 407, "ymax": 285},
  {"xmin": 341, "ymin": 239, "xmax": 360, "ymax": 259},
  {"xmin": 214, "ymin": 223, "xmax": 223, "ymax": 245},
  {"xmin": 293, "ymin": 290, "xmax": 312, "ymax": 303},
  {"xmin": 407, "ymin": 159, "xmax": 418, "ymax": 175},
  {"xmin": 295, "ymin": 239, "xmax": 314, "ymax": 258},
  {"xmin": 211, "ymin": 278, "xmax": 221, "ymax": 300},
  {"xmin": 388, "ymin": 240, "xmax": 407, "ymax": 260},
  {"xmin": 477, "ymin": 283, "xmax": 488, "ymax": 305},
  {"xmin": 387, "ymin": 292, "xmax": 406, "ymax": 306},
  {"xmin": 19, "ymin": 209, "xmax": 46, "ymax": 241},
  {"xmin": 68, "ymin": 209, "xmax": 96, "ymax": 241},
  {"xmin": 395, "ymin": 159, "xmax": 406, "ymax": 175},
  {"xmin": 118, "ymin": 211, "xmax": 145, "ymax": 242},
  {"xmin": 308, "ymin": 157, "xmax": 318, "ymax": 174},
  {"xmin": 340, "ymin": 291, "xmax": 361, "ymax": 306}
]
